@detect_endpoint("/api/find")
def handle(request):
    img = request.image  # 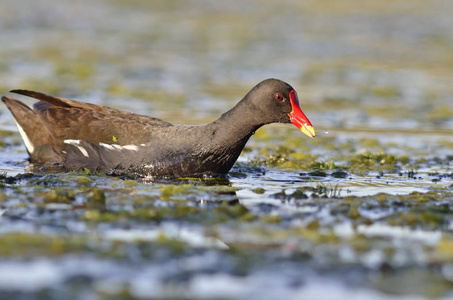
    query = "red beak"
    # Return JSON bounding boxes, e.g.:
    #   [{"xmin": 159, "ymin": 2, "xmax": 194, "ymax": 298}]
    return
[{"xmin": 288, "ymin": 90, "xmax": 316, "ymax": 138}]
